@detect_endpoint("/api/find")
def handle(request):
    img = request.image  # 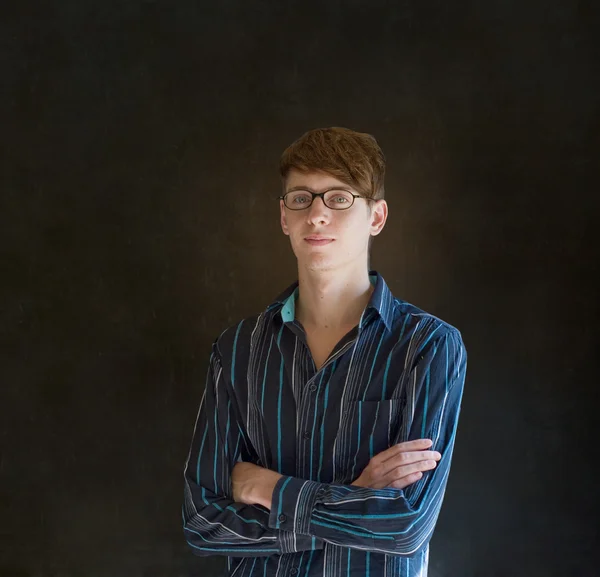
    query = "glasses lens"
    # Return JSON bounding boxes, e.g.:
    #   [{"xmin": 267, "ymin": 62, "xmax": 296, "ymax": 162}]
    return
[
  {"xmin": 285, "ymin": 191, "xmax": 313, "ymax": 209},
  {"xmin": 324, "ymin": 190, "xmax": 354, "ymax": 209}
]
